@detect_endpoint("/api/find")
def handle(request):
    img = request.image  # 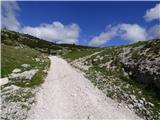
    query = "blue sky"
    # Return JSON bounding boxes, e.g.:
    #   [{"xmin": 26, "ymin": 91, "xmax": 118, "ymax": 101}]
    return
[{"xmin": 2, "ymin": 1, "xmax": 160, "ymax": 46}]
